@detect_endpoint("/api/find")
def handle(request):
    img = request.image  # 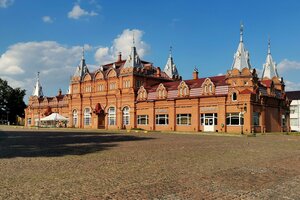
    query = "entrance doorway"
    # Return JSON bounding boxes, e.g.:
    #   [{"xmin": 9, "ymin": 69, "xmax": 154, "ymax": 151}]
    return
[
  {"xmin": 201, "ymin": 113, "xmax": 217, "ymax": 132},
  {"xmin": 97, "ymin": 114, "xmax": 105, "ymax": 129}
]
